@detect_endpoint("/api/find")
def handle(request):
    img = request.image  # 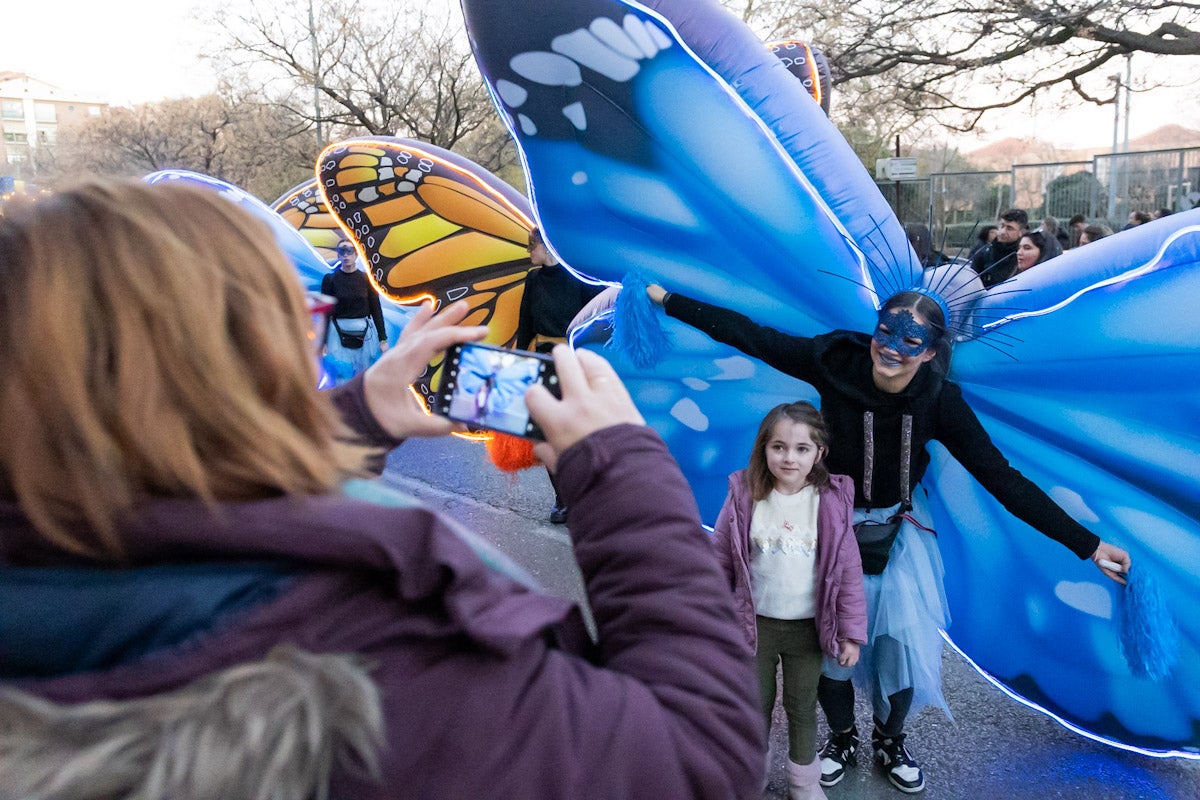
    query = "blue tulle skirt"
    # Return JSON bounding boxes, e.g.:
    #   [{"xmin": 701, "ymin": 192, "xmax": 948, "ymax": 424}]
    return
[
  {"xmin": 323, "ymin": 317, "xmax": 383, "ymax": 385},
  {"xmin": 822, "ymin": 493, "xmax": 953, "ymax": 722}
]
